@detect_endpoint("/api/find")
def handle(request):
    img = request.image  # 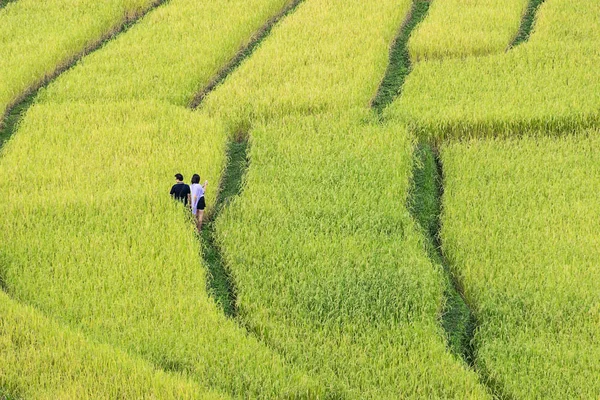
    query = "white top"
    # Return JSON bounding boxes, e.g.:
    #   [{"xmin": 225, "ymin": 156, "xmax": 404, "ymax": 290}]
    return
[{"xmin": 190, "ymin": 183, "xmax": 205, "ymax": 214}]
